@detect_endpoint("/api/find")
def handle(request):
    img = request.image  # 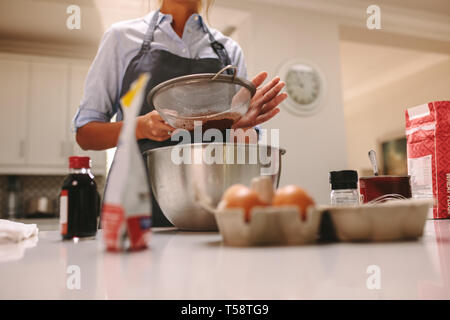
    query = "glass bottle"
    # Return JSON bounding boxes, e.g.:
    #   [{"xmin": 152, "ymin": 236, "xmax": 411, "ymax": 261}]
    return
[
  {"xmin": 329, "ymin": 170, "xmax": 359, "ymax": 206},
  {"xmin": 6, "ymin": 176, "xmax": 22, "ymax": 219},
  {"xmin": 60, "ymin": 156, "xmax": 100, "ymax": 240}
]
